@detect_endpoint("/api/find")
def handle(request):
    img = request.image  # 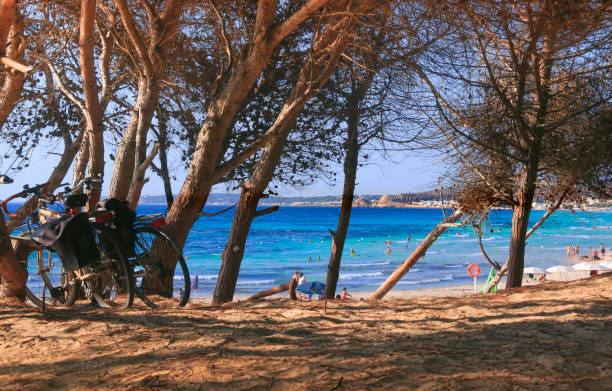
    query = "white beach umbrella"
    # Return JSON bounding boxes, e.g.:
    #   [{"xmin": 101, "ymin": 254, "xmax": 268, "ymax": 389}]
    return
[
  {"xmin": 599, "ymin": 260, "xmax": 612, "ymax": 269},
  {"xmin": 546, "ymin": 265, "xmax": 573, "ymax": 273},
  {"xmin": 523, "ymin": 267, "xmax": 545, "ymax": 274},
  {"xmin": 572, "ymin": 262, "xmax": 610, "ymax": 271}
]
